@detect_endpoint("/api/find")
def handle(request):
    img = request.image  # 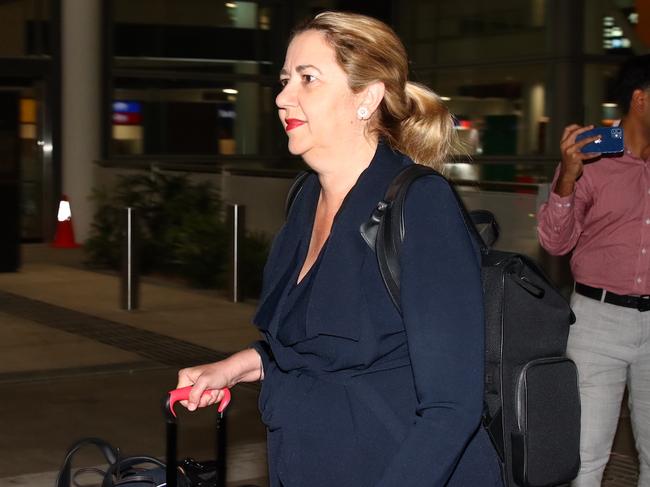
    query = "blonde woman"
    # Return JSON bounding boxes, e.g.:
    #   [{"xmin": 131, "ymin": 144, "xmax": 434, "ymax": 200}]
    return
[{"xmin": 178, "ymin": 11, "xmax": 503, "ymax": 486}]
